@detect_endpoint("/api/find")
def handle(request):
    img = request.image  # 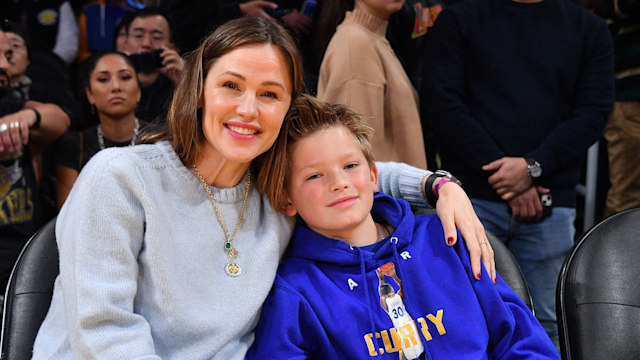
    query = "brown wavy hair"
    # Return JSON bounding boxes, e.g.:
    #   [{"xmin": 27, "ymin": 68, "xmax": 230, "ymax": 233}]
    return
[
  {"xmin": 261, "ymin": 94, "xmax": 374, "ymax": 212},
  {"xmin": 138, "ymin": 16, "xmax": 304, "ymax": 181}
]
